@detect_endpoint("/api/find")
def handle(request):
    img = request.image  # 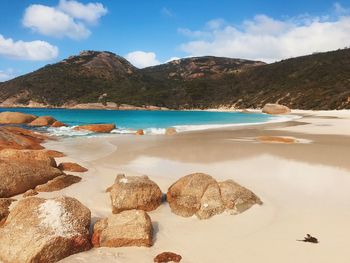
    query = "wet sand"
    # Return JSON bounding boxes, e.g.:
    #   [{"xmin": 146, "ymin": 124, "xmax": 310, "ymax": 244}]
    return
[{"xmin": 39, "ymin": 110, "xmax": 350, "ymax": 263}]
